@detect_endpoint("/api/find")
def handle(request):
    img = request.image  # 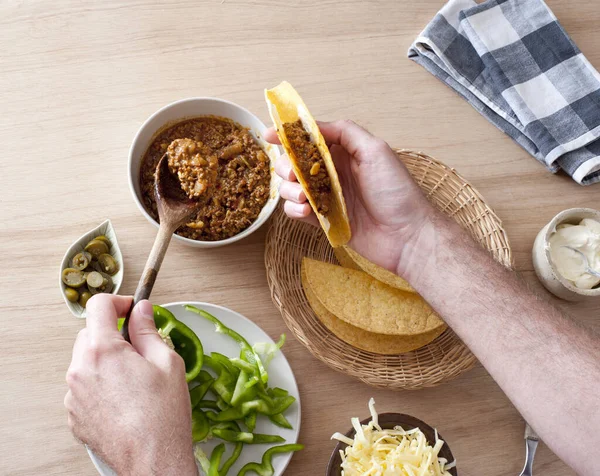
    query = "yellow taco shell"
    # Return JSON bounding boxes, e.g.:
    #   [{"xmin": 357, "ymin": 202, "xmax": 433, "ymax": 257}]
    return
[
  {"xmin": 265, "ymin": 81, "xmax": 351, "ymax": 247},
  {"xmin": 302, "ymin": 267, "xmax": 444, "ymax": 354},
  {"xmin": 334, "ymin": 246, "xmax": 414, "ymax": 293},
  {"xmin": 301, "ymin": 258, "xmax": 445, "ymax": 336}
]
